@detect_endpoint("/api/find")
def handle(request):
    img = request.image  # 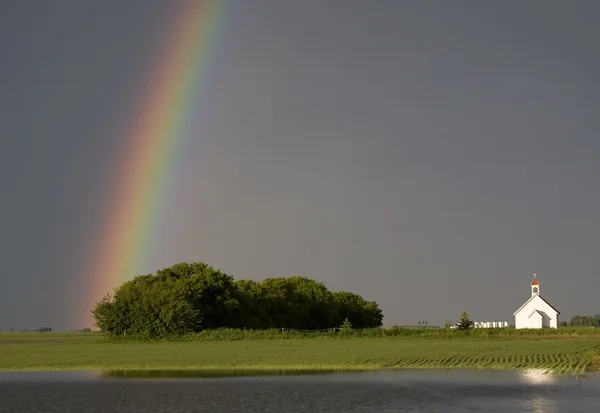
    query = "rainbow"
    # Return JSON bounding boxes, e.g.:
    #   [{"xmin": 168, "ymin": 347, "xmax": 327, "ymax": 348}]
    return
[{"xmin": 83, "ymin": 0, "xmax": 228, "ymax": 328}]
